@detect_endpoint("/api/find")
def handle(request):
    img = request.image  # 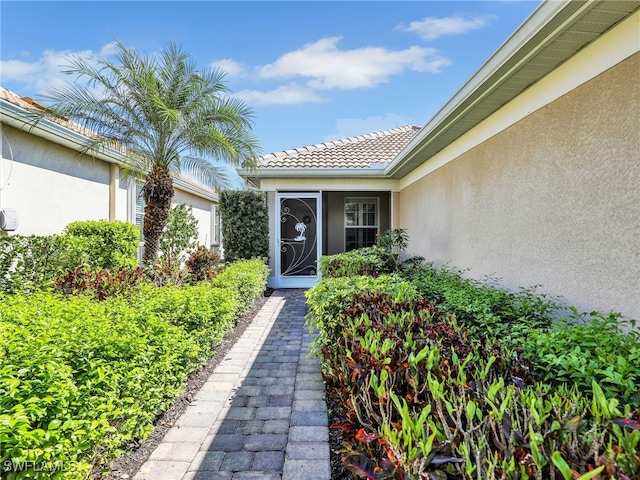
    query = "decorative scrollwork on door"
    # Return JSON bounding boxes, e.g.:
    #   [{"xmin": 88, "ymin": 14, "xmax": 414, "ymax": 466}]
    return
[{"xmin": 280, "ymin": 198, "xmax": 317, "ymax": 276}]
